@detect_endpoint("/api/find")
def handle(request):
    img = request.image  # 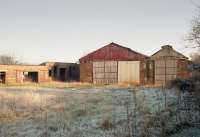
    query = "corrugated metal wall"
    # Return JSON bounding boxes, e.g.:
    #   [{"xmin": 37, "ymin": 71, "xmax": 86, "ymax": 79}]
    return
[
  {"xmin": 105, "ymin": 61, "xmax": 118, "ymax": 84},
  {"xmin": 118, "ymin": 61, "xmax": 140, "ymax": 83},
  {"xmin": 79, "ymin": 43, "xmax": 148, "ymax": 63},
  {"xmin": 93, "ymin": 61, "xmax": 117, "ymax": 84},
  {"xmin": 93, "ymin": 61, "xmax": 104, "ymax": 84},
  {"xmin": 155, "ymin": 59, "xmax": 177, "ymax": 85},
  {"xmin": 140, "ymin": 60, "xmax": 155, "ymax": 84}
]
